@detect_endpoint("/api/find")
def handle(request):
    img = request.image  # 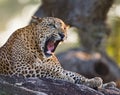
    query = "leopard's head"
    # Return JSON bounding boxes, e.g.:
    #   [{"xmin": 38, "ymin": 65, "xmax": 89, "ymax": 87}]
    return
[{"xmin": 31, "ymin": 16, "xmax": 69, "ymax": 57}]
